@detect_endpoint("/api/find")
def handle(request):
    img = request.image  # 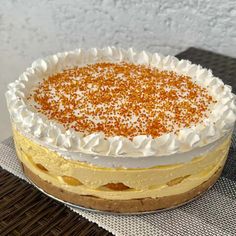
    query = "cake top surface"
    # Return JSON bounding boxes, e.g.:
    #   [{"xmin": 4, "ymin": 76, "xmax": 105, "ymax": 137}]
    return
[
  {"xmin": 29, "ymin": 62, "xmax": 215, "ymax": 138},
  {"xmin": 5, "ymin": 47, "xmax": 236, "ymax": 158}
]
